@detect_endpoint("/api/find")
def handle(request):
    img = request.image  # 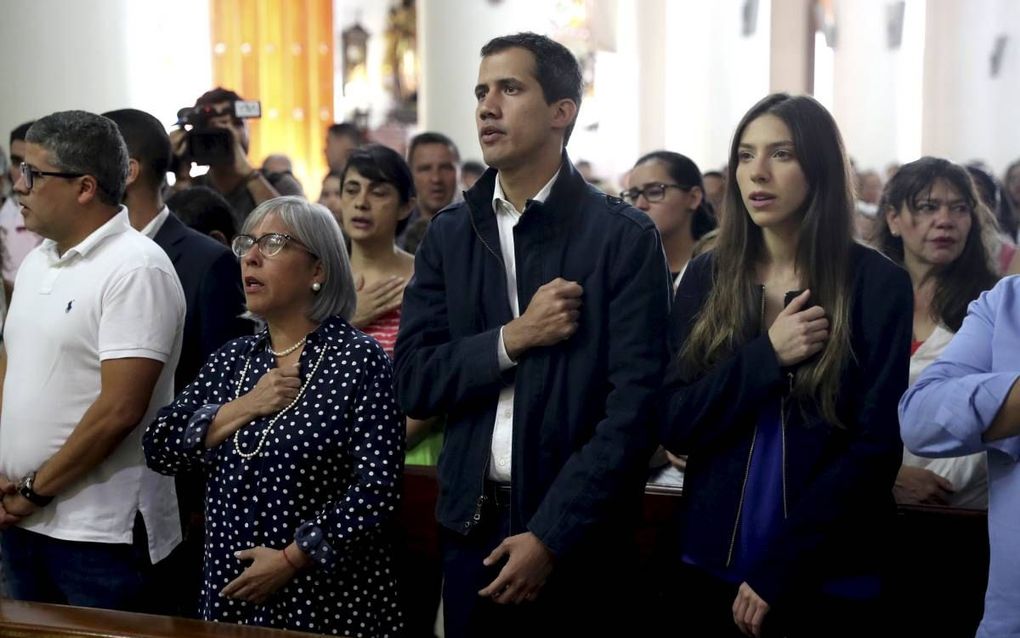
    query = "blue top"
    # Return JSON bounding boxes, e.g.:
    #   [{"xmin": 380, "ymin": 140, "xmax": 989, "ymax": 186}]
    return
[
  {"xmin": 900, "ymin": 276, "xmax": 1020, "ymax": 638},
  {"xmin": 686, "ymin": 401, "xmax": 783, "ymax": 583},
  {"xmin": 734, "ymin": 402, "xmax": 785, "ymax": 578},
  {"xmin": 144, "ymin": 316, "xmax": 404, "ymax": 637}
]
